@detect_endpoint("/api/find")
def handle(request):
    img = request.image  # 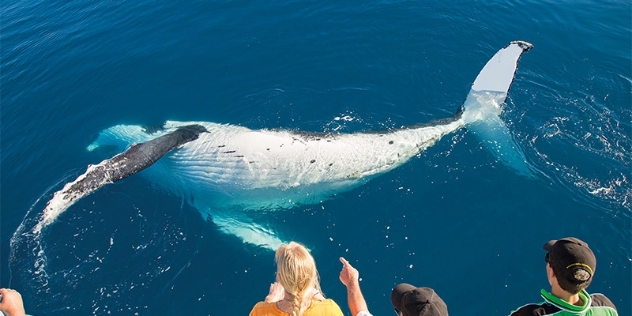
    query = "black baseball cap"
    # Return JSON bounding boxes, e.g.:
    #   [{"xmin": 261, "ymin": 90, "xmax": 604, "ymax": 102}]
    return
[
  {"xmin": 543, "ymin": 237, "xmax": 596, "ymax": 283},
  {"xmin": 391, "ymin": 283, "xmax": 448, "ymax": 316}
]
